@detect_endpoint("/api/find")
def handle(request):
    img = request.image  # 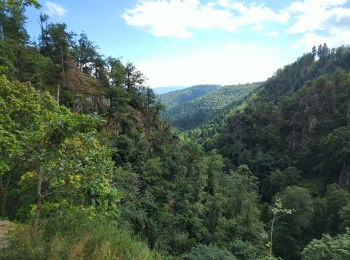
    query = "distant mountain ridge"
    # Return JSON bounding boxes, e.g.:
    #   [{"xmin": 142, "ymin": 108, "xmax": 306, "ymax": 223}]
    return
[
  {"xmin": 160, "ymin": 83, "xmax": 258, "ymax": 130},
  {"xmin": 158, "ymin": 84, "xmax": 221, "ymax": 109},
  {"xmin": 153, "ymin": 86, "xmax": 188, "ymax": 95}
]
